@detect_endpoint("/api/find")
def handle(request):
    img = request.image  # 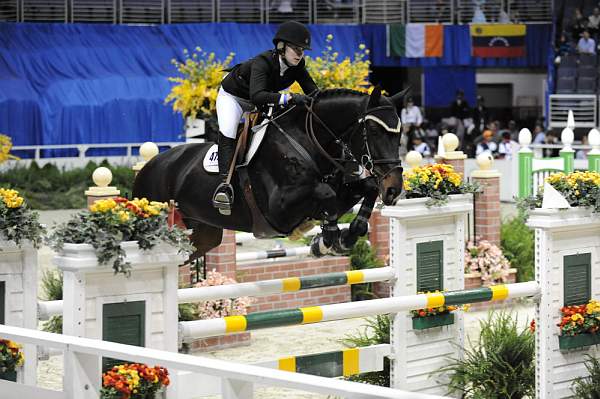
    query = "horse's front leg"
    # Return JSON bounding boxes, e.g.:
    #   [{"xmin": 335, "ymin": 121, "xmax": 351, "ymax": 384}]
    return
[
  {"xmin": 339, "ymin": 177, "xmax": 378, "ymax": 250},
  {"xmin": 310, "ymin": 182, "xmax": 342, "ymax": 257}
]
